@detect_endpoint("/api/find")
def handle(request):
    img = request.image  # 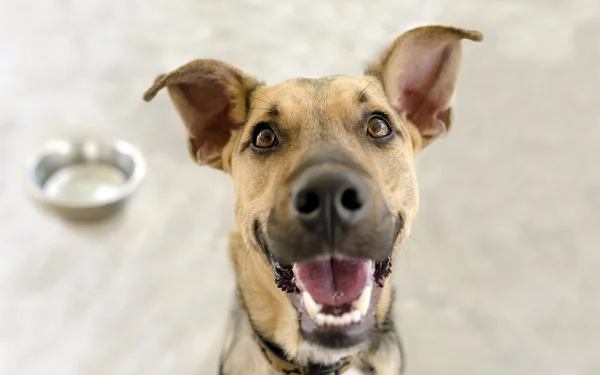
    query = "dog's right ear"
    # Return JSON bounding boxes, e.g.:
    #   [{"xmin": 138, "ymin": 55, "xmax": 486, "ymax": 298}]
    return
[{"xmin": 143, "ymin": 59, "xmax": 260, "ymax": 170}]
